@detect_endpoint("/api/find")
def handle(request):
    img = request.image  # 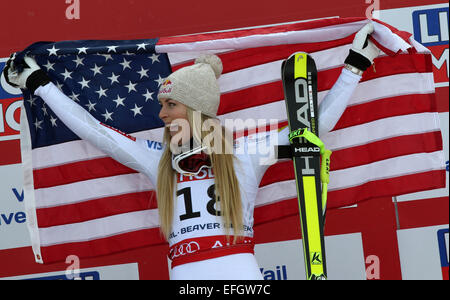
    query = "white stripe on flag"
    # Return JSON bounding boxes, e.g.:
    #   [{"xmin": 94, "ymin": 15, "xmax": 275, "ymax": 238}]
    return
[
  {"xmin": 344, "ymin": 73, "xmax": 435, "ymax": 107},
  {"xmin": 328, "ymin": 150, "xmax": 445, "ymax": 191},
  {"xmin": 32, "ymin": 128, "xmax": 164, "ymax": 170},
  {"xmin": 255, "ymin": 150, "xmax": 445, "ymax": 207},
  {"xmin": 35, "ymin": 173, "xmax": 154, "ymax": 209},
  {"xmin": 323, "ymin": 112, "xmax": 441, "ymax": 151},
  {"xmin": 39, "ymin": 209, "xmax": 160, "ymax": 247},
  {"xmin": 155, "ymin": 20, "xmax": 369, "ymax": 52}
]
